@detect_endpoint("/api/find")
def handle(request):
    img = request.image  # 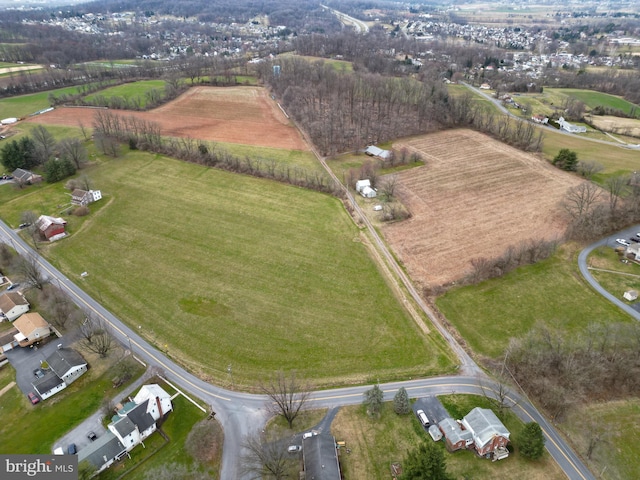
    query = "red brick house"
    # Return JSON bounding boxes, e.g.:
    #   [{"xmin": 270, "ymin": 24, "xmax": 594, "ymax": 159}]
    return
[{"xmin": 462, "ymin": 407, "xmax": 510, "ymax": 458}]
